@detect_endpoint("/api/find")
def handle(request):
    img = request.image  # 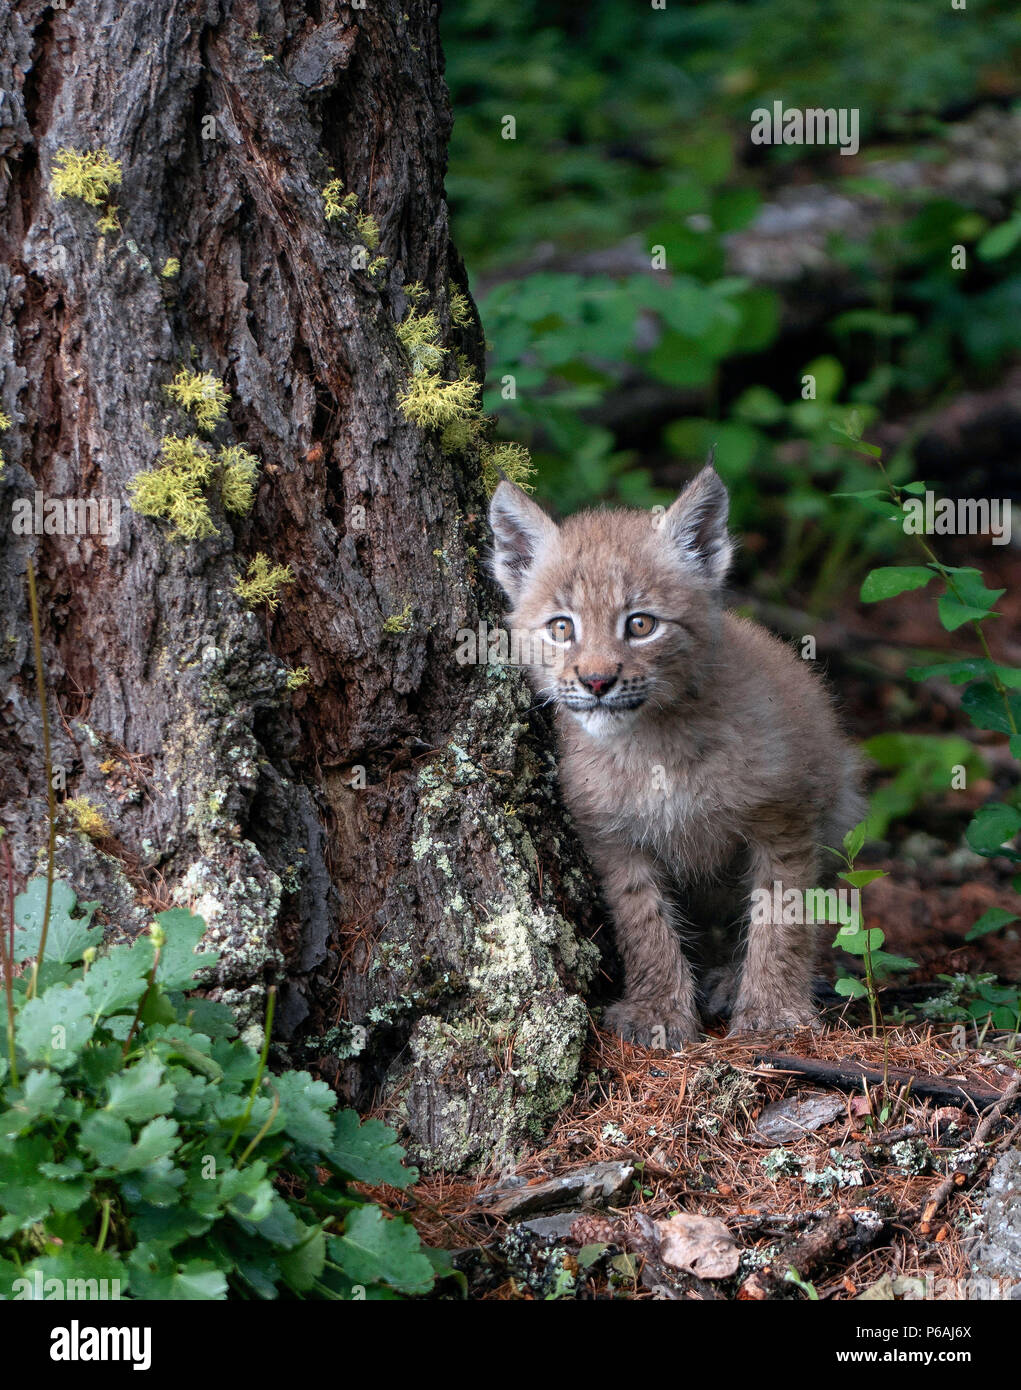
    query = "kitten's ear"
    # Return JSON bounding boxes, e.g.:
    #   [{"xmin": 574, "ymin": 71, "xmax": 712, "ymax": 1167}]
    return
[
  {"xmin": 662, "ymin": 453, "xmax": 733, "ymax": 582},
  {"xmin": 489, "ymin": 481, "xmax": 557, "ymax": 602}
]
